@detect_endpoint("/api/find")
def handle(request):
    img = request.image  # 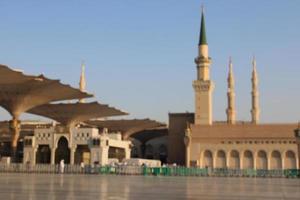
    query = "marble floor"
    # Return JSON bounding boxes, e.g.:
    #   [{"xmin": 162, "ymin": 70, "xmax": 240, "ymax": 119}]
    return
[{"xmin": 0, "ymin": 174, "xmax": 299, "ymax": 200}]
